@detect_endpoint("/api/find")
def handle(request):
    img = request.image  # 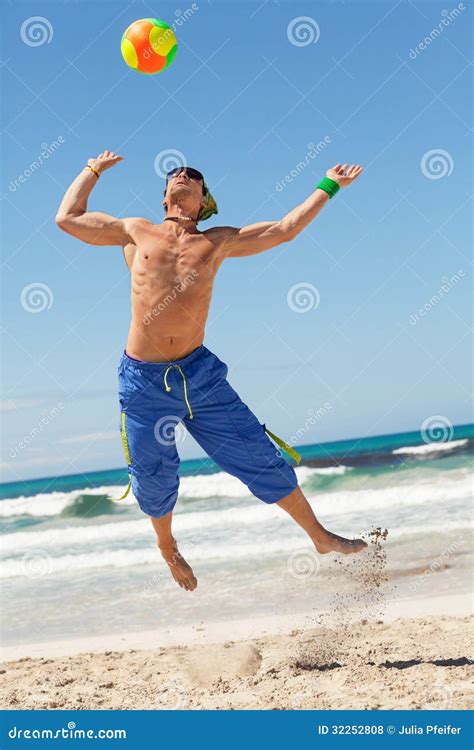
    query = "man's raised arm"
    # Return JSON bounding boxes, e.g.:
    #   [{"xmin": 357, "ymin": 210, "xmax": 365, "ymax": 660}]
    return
[
  {"xmin": 55, "ymin": 150, "xmax": 134, "ymax": 246},
  {"xmin": 220, "ymin": 163, "xmax": 363, "ymax": 258}
]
